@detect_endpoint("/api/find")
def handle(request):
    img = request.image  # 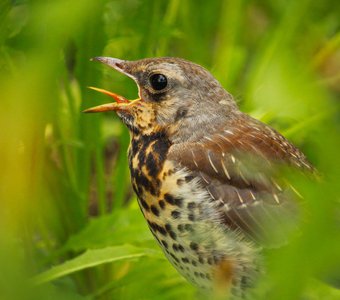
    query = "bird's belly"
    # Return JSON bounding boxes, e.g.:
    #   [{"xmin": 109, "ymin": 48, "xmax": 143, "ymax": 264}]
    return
[{"xmin": 131, "ymin": 159, "xmax": 259, "ymax": 292}]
